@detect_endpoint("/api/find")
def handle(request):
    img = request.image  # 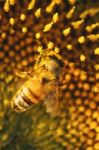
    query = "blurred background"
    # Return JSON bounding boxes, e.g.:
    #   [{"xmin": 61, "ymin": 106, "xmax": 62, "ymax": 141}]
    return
[{"xmin": 0, "ymin": 0, "xmax": 99, "ymax": 149}]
